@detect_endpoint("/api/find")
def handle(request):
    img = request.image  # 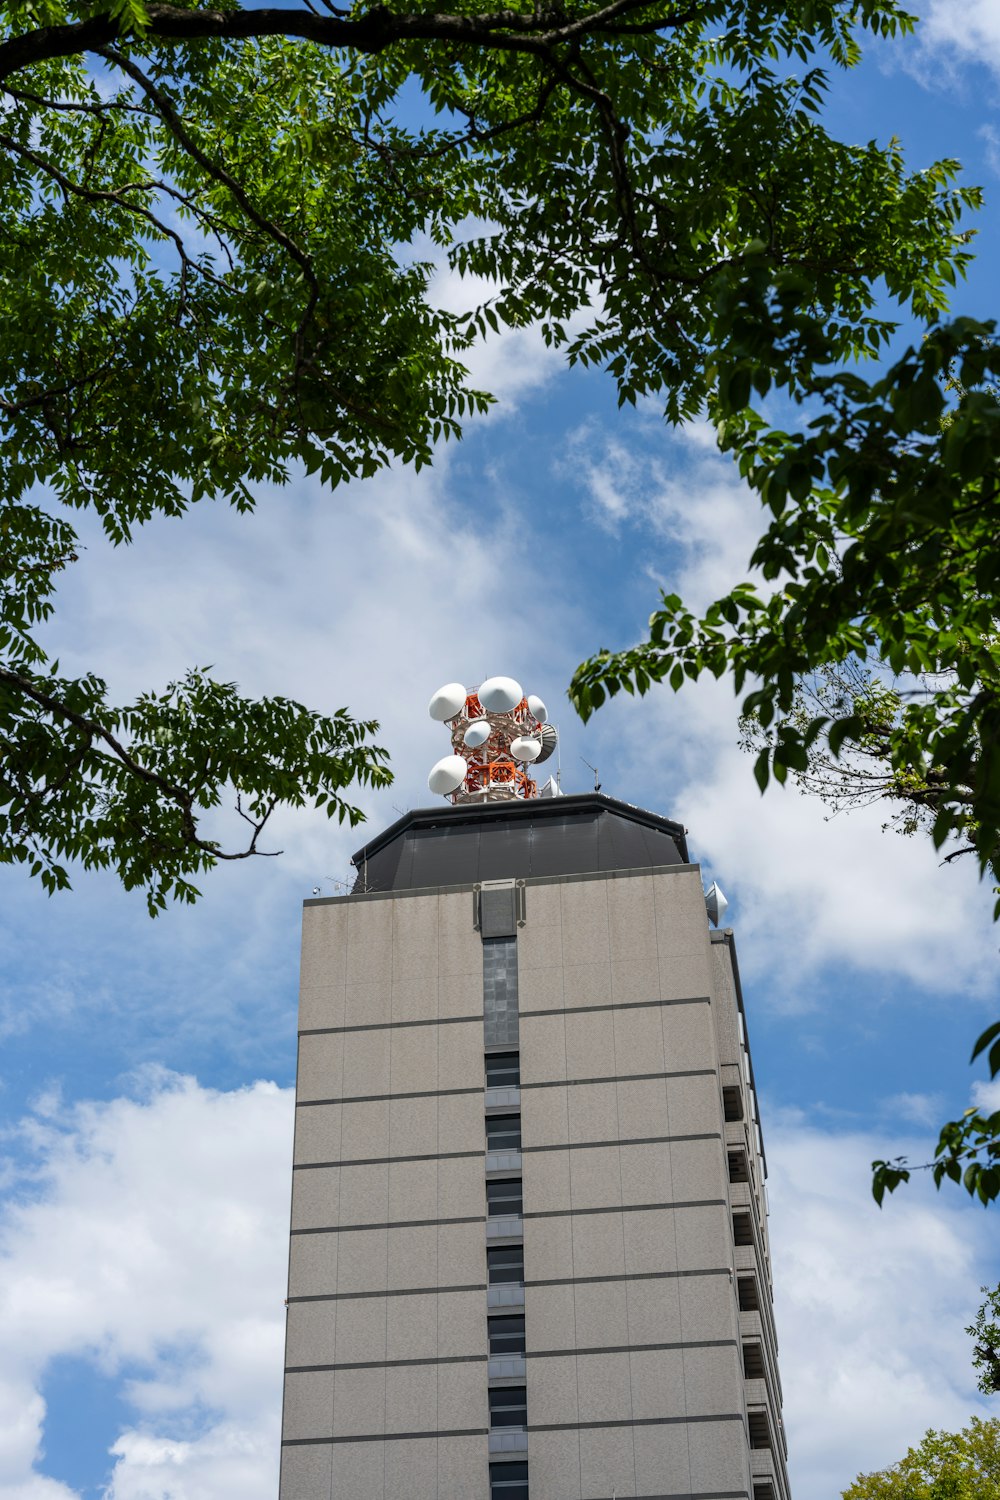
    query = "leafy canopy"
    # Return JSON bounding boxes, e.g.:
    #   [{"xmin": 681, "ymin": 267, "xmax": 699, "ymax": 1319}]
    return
[
  {"xmin": 0, "ymin": 0, "xmax": 978, "ymax": 910},
  {"xmin": 842, "ymin": 1417, "xmax": 1000, "ymax": 1500}
]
